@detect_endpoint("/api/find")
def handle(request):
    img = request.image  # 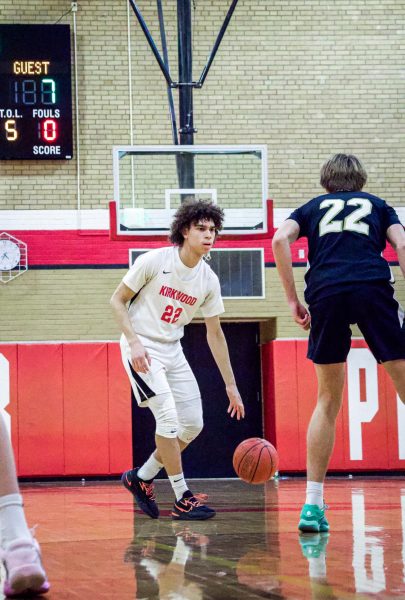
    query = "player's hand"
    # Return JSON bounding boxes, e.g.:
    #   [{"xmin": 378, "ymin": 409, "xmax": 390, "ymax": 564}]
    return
[
  {"xmin": 226, "ymin": 383, "xmax": 245, "ymax": 420},
  {"xmin": 289, "ymin": 300, "xmax": 311, "ymax": 330},
  {"xmin": 130, "ymin": 340, "xmax": 151, "ymax": 373}
]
